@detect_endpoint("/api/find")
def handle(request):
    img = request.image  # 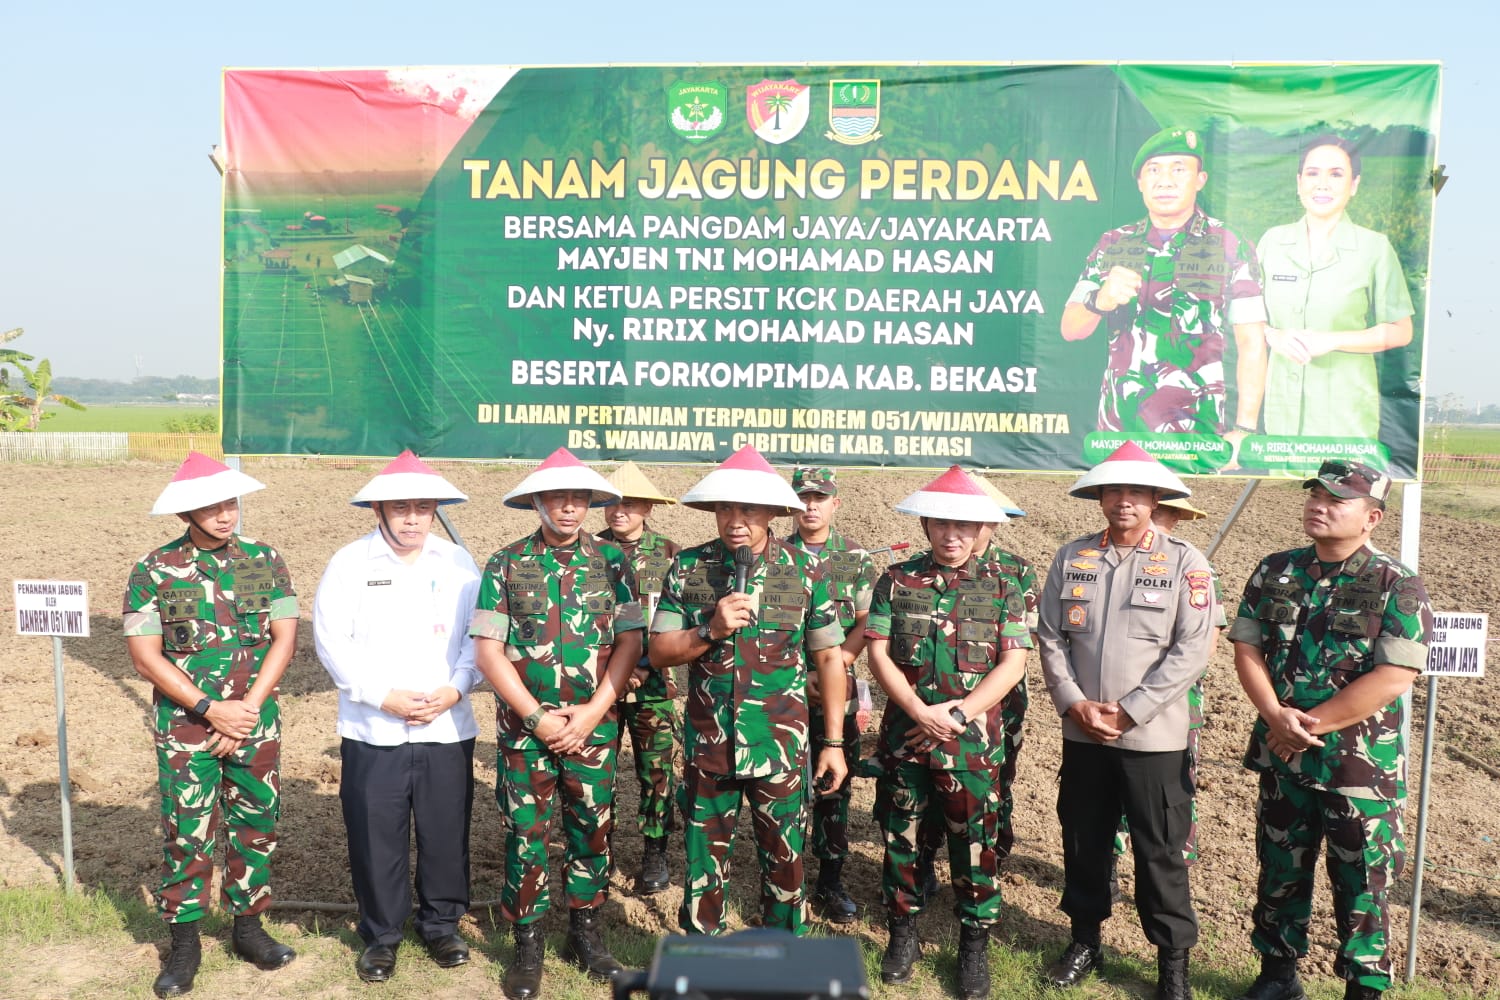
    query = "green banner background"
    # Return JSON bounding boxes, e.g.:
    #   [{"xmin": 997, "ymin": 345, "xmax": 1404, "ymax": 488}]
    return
[{"xmin": 221, "ymin": 63, "xmax": 1438, "ymax": 478}]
